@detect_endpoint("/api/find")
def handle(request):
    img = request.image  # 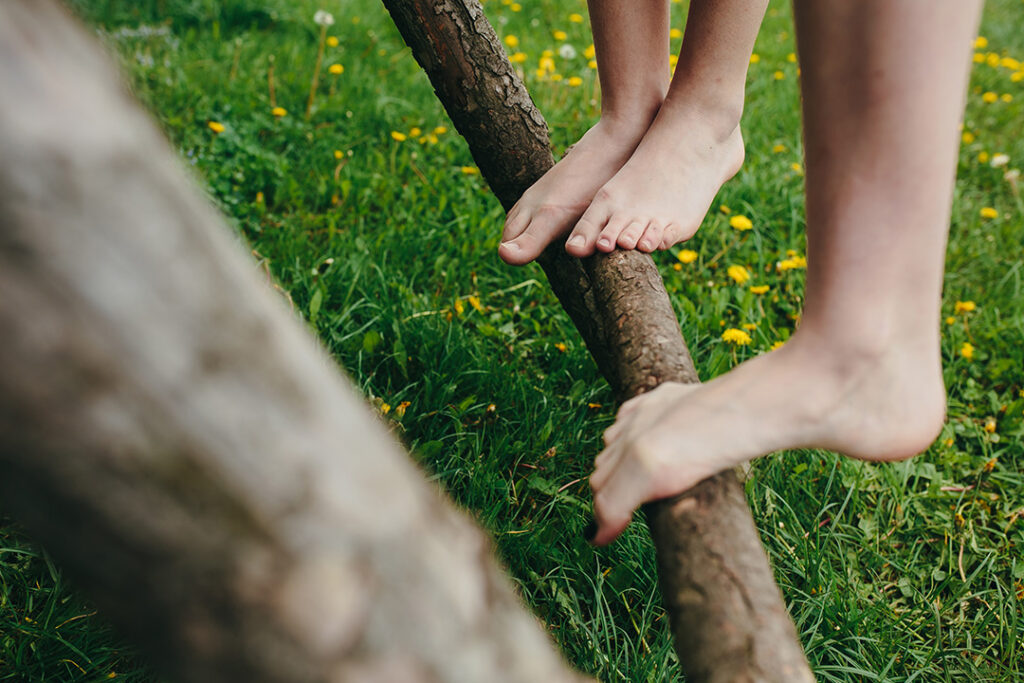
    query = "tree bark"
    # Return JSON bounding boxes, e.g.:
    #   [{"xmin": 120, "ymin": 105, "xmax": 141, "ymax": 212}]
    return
[
  {"xmin": 0, "ymin": 2, "xmax": 590, "ymax": 682},
  {"xmin": 380, "ymin": 1, "xmax": 816, "ymax": 681}
]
